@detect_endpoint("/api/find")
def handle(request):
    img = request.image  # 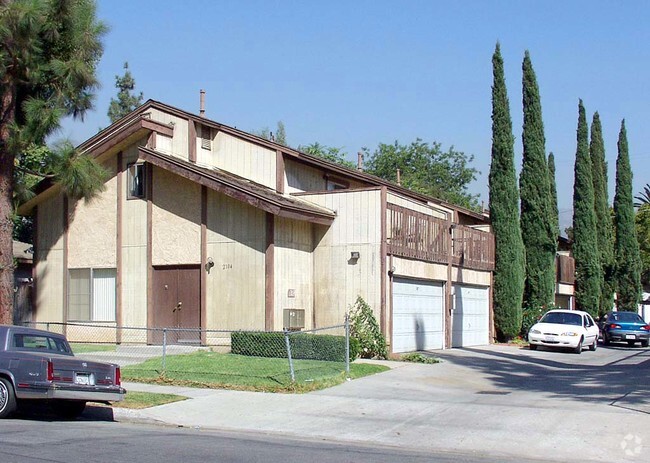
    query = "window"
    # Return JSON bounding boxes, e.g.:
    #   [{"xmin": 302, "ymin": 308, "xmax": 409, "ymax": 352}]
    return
[
  {"xmin": 68, "ymin": 268, "xmax": 116, "ymax": 322},
  {"xmin": 127, "ymin": 163, "xmax": 146, "ymax": 199},
  {"xmin": 13, "ymin": 333, "xmax": 72, "ymax": 355}
]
